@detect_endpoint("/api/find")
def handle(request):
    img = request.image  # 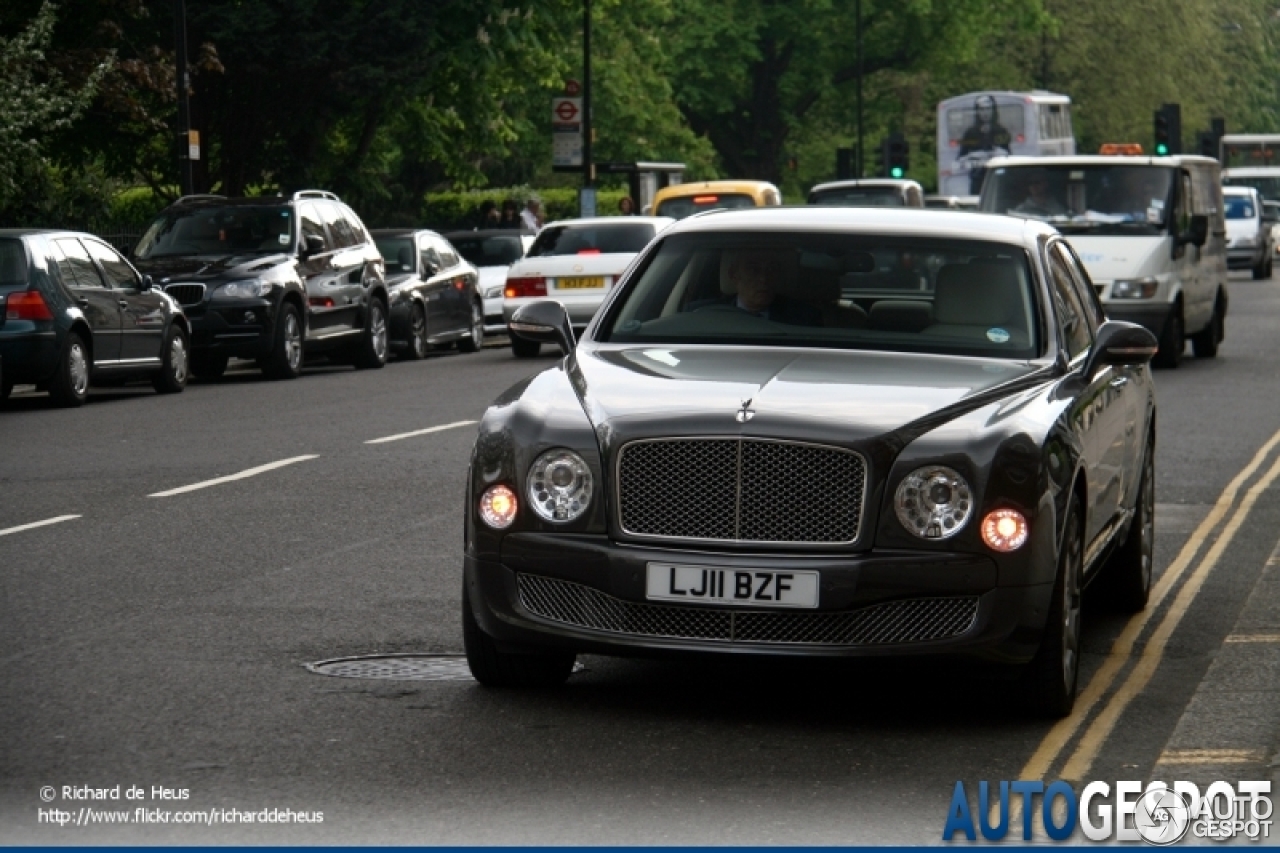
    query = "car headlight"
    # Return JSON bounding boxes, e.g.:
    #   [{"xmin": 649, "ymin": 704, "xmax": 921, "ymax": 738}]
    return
[
  {"xmin": 528, "ymin": 449, "xmax": 593, "ymax": 522},
  {"xmin": 214, "ymin": 279, "xmax": 273, "ymax": 298},
  {"xmin": 485, "ymin": 286, "xmax": 504, "ymax": 299},
  {"xmin": 894, "ymin": 465, "xmax": 973, "ymax": 540},
  {"xmin": 1111, "ymin": 278, "xmax": 1158, "ymax": 300}
]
